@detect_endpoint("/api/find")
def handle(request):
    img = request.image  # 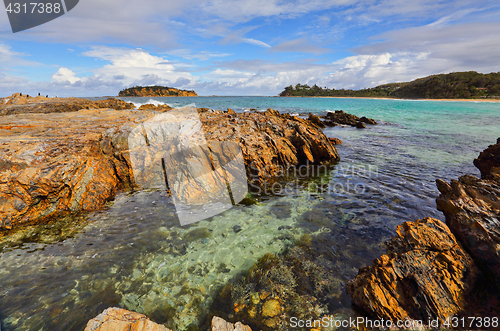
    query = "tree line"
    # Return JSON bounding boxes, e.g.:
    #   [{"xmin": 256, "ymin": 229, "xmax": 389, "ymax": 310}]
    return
[{"xmin": 279, "ymin": 72, "xmax": 500, "ymax": 99}]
